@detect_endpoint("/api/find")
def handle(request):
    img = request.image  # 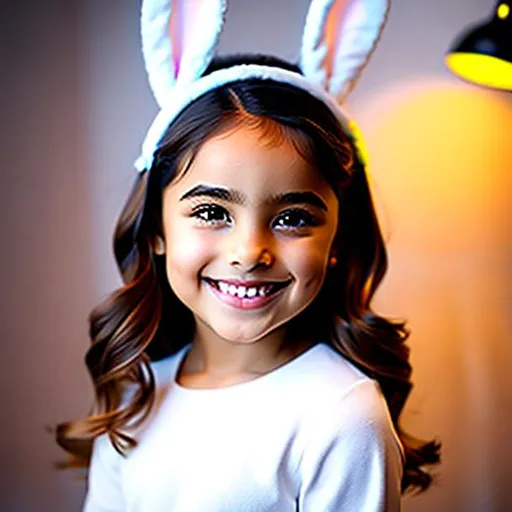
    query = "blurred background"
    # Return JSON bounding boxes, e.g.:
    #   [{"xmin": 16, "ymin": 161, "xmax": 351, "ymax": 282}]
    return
[{"xmin": 1, "ymin": 0, "xmax": 510, "ymax": 510}]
